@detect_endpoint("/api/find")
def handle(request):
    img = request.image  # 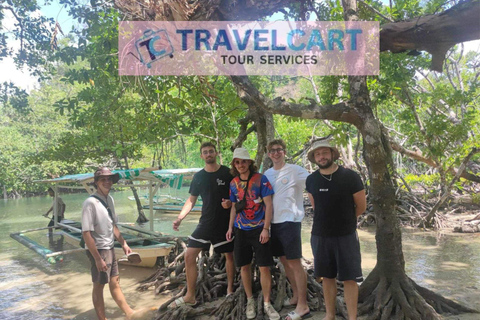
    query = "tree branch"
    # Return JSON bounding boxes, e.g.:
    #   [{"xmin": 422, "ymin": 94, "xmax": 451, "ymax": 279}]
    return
[
  {"xmin": 229, "ymin": 75, "xmax": 361, "ymax": 126},
  {"xmin": 425, "ymin": 147, "xmax": 480, "ymax": 225},
  {"xmin": 358, "ymin": 0, "xmax": 394, "ymax": 22},
  {"xmin": 380, "ymin": 0, "xmax": 480, "ymax": 71},
  {"xmin": 231, "ymin": 124, "xmax": 256, "ymax": 151},
  {"xmin": 390, "ymin": 140, "xmax": 480, "ymax": 183}
]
